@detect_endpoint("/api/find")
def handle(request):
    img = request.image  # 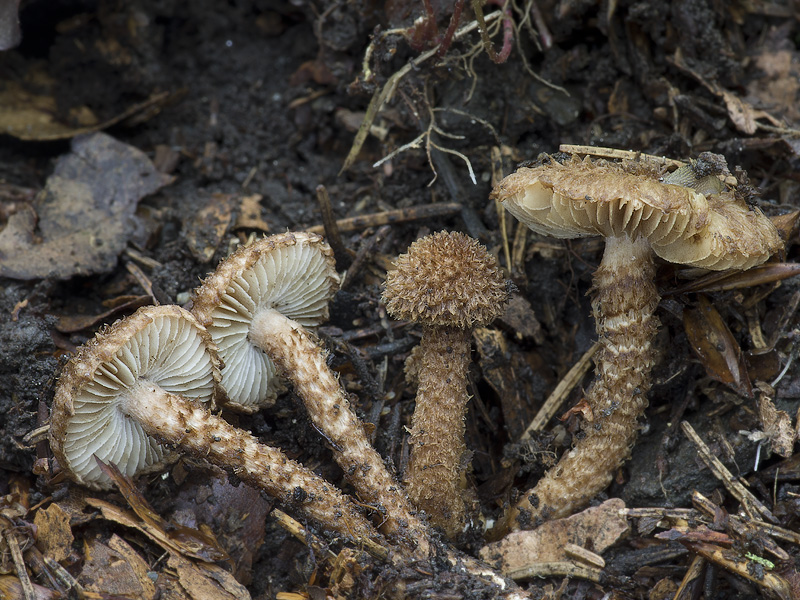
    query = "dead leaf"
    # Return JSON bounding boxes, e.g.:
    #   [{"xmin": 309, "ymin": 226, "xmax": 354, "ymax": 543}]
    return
[
  {"xmin": 479, "ymin": 498, "xmax": 629, "ymax": 577},
  {"xmin": 0, "ymin": 132, "xmax": 173, "ymax": 280},
  {"xmin": 170, "ymin": 554, "xmax": 251, "ymax": 600},
  {"xmin": 32, "ymin": 504, "xmax": 73, "ymax": 563},
  {"xmin": 0, "ymin": 71, "xmax": 175, "ymax": 141},
  {"xmin": 94, "ymin": 458, "xmax": 230, "ymax": 564},
  {"xmin": 185, "ymin": 193, "xmax": 237, "ymax": 263},
  {"xmin": 748, "ymin": 49, "xmax": 800, "ymax": 124},
  {"xmin": 55, "ymin": 295, "xmax": 153, "ymax": 333},
  {"xmin": 170, "ymin": 472, "xmax": 270, "ymax": 585},
  {"xmin": 683, "ymin": 295, "xmax": 753, "ymax": 398},
  {"xmin": 78, "ymin": 536, "xmax": 157, "ymax": 600},
  {"xmin": 671, "ymin": 50, "xmax": 783, "ymax": 135},
  {"xmin": 498, "ymin": 294, "xmax": 545, "ymax": 344},
  {"xmin": 757, "ymin": 390, "xmax": 795, "ymax": 458},
  {"xmin": 561, "ymin": 398, "xmax": 593, "ymax": 422},
  {"xmin": 0, "ymin": 575, "xmax": 57, "ymax": 600},
  {"xmin": 668, "ymin": 263, "xmax": 800, "ymax": 295},
  {"xmin": 234, "ymin": 194, "xmax": 270, "ymax": 233}
]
